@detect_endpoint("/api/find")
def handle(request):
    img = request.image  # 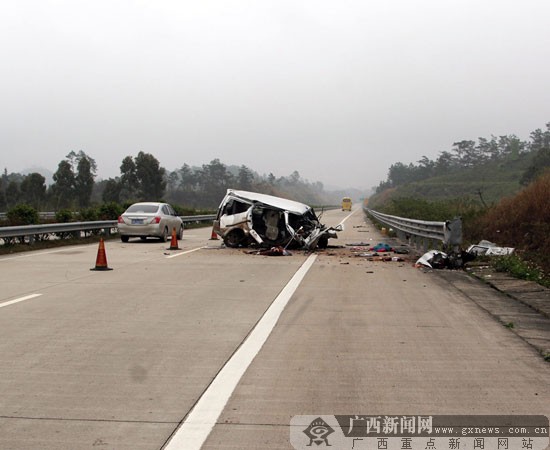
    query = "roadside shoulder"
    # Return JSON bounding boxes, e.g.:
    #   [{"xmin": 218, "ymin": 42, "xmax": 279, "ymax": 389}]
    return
[{"xmin": 433, "ymin": 266, "xmax": 550, "ymax": 362}]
